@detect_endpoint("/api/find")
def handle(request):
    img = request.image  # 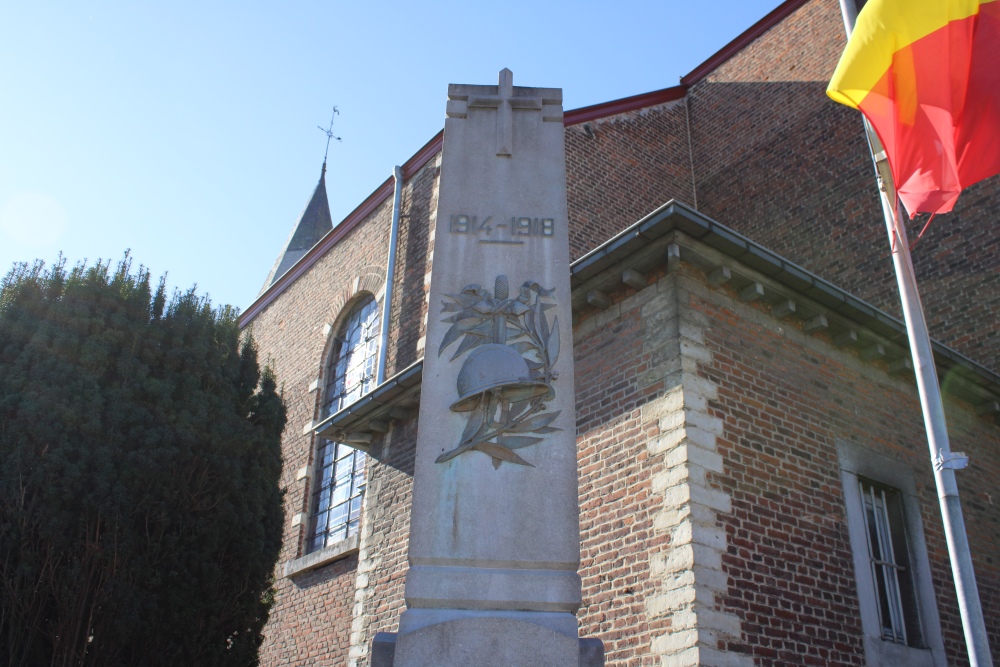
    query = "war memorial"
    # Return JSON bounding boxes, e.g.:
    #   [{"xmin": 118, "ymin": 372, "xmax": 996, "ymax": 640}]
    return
[{"xmin": 242, "ymin": 0, "xmax": 1000, "ymax": 664}]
